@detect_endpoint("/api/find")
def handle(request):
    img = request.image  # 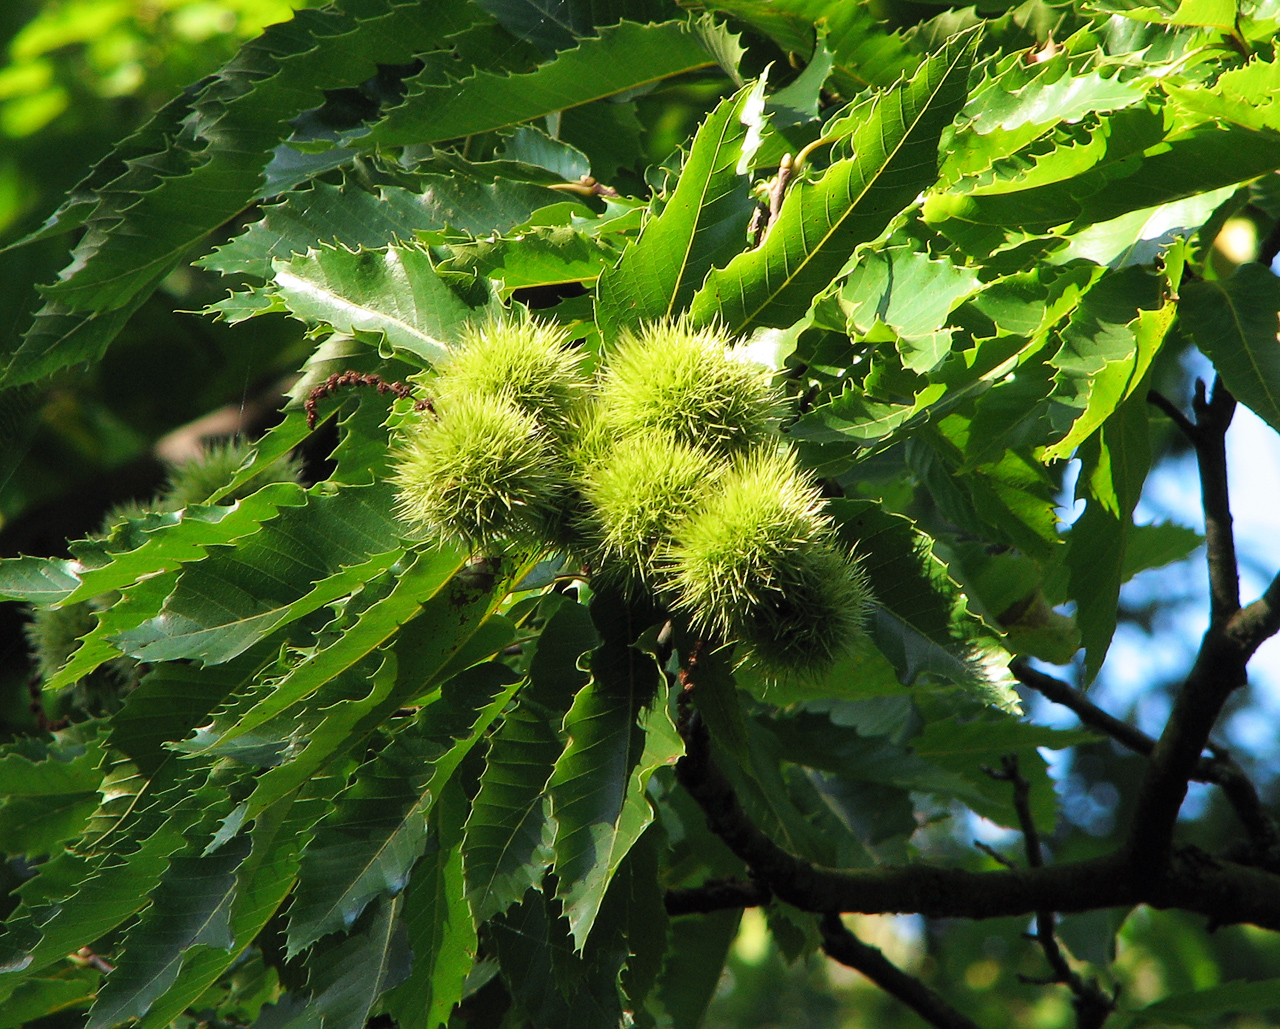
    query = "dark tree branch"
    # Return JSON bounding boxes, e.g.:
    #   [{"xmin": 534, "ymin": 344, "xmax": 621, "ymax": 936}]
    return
[
  {"xmin": 665, "ymin": 879, "xmax": 770, "ymax": 916},
  {"xmin": 1125, "ymin": 572, "xmax": 1280, "ymax": 875},
  {"xmin": 987, "ymin": 756, "xmax": 1116, "ymax": 1029},
  {"xmin": 676, "ymin": 656, "xmax": 1280, "ymax": 931},
  {"xmin": 819, "ymin": 913, "xmax": 984, "ymax": 1029},
  {"xmin": 1011, "ymin": 660, "xmax": 1280, "ymax": 866}
]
